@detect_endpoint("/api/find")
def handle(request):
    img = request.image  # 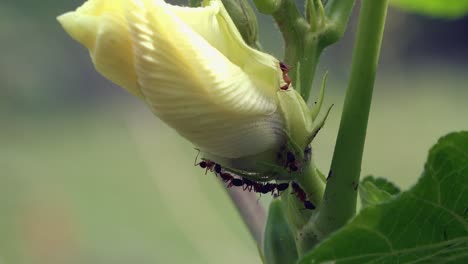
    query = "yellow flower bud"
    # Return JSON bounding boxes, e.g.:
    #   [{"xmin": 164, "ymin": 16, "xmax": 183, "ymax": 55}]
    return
[
  {"xmin": 58, "ymin": 0, "xmax": 285, "ymax": 160},
  {"xmin": 58, "ymin": 0, "xmax": 324, "ymax": 177}
]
